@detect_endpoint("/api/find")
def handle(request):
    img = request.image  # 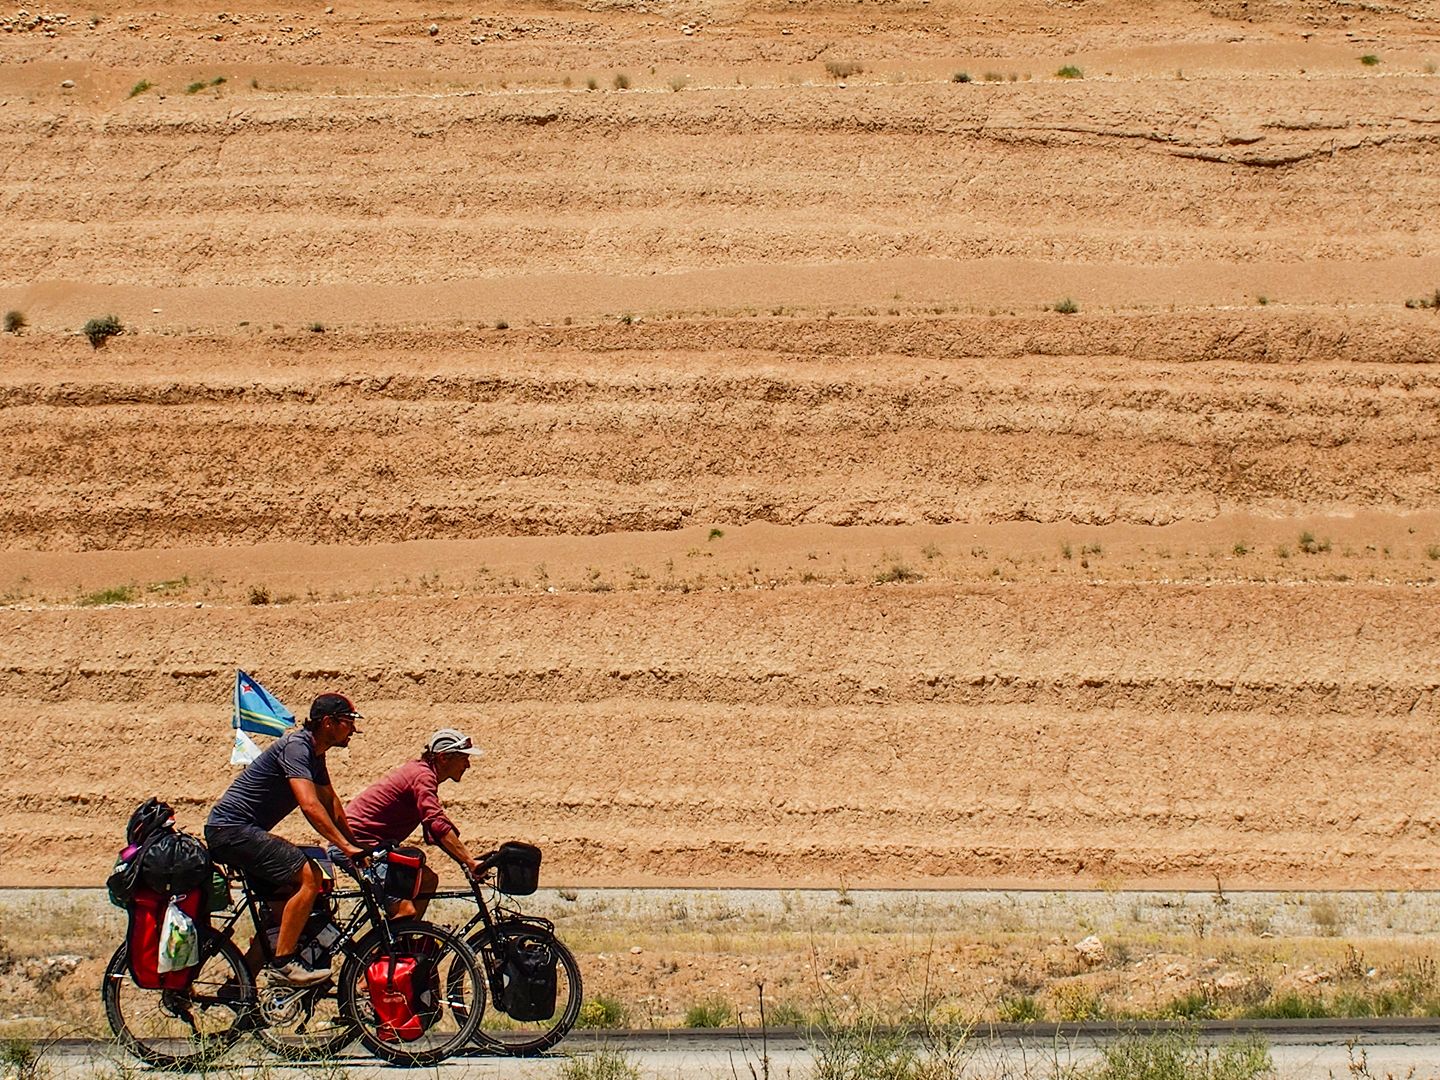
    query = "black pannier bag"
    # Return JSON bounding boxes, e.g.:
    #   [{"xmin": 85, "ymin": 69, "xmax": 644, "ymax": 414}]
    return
[
  {"xmin": 141, "ymin": 828, "xmax": 212, "ymax": 895},
  {"xmin": 494, "ymin": 841, "xmax": 541, "ymax": 896},
  {"xmin": 378, "ymin": 847, "xmax": 425, "ymax": 901},
  {"xmin": 498, "ymin": 932, "xmax": 557, "ymax": 1020}
]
